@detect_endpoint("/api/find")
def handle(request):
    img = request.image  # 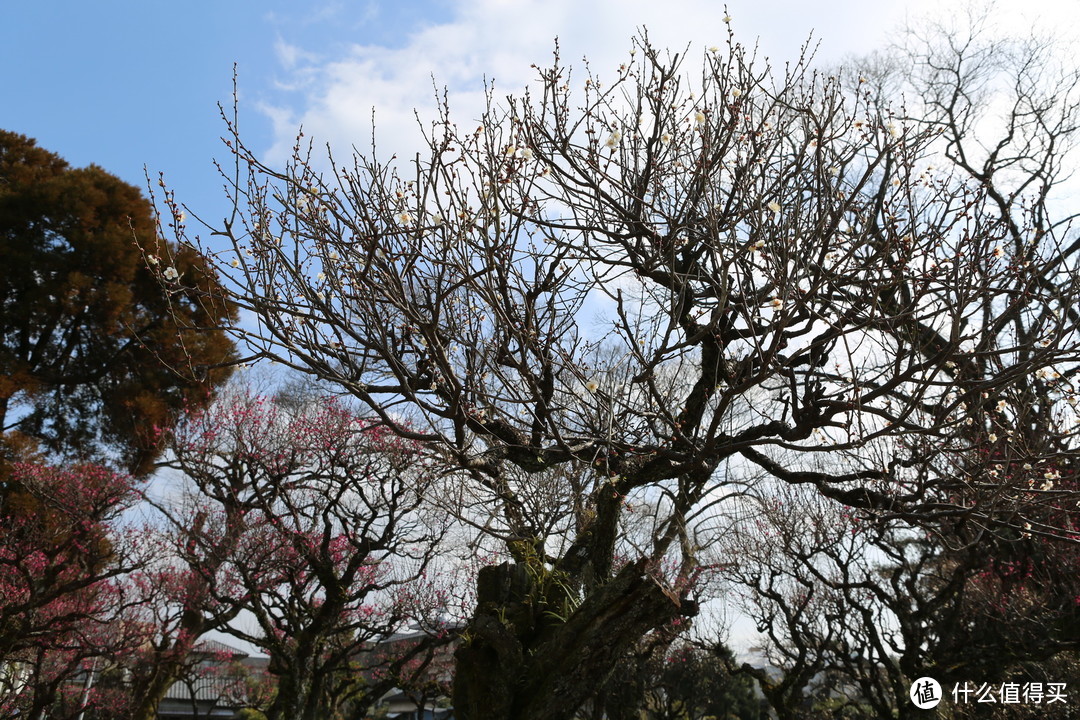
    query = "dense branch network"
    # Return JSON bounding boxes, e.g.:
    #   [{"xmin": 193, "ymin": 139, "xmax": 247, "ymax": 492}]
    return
[{"xmin": 144, "ymin": 24, "xmax": 1080, "ymax": 720}]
